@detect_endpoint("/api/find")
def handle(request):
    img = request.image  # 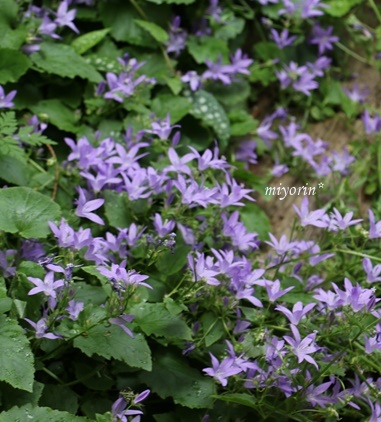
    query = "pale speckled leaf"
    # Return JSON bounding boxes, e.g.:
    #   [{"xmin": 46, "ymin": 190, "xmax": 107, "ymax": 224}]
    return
[{"xmin": 188, "ymin": 90, "xmax": 230, "ymax": 152}]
